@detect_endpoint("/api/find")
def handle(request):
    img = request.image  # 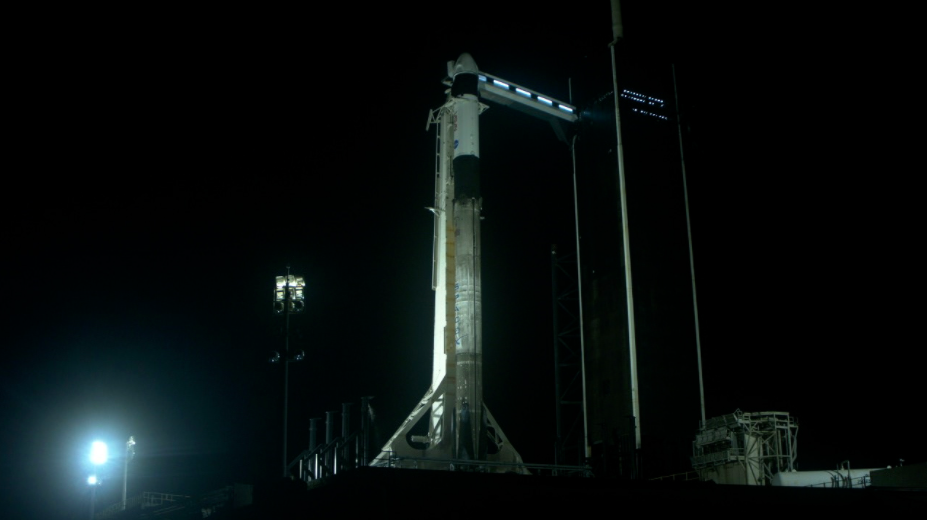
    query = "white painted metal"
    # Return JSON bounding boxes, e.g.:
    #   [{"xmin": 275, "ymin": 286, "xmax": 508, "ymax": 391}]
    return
[
  {"xmin": 452, "ymin": 56, "xmax": 481, "ymax": 161},
  {"xmin": 772, "ymin": 469, "xmax": 880, "ymax": 488},
  {"xmin": 610, "ymin": 30, "xmax": 641, "ymax": 457},
  {"xmin": 373, "ymin": 100, "xmax": 458, "ymax": 467},
  {"xmin": 672, "ymin": 64, "xmax": 707, "ymax": 427},
  {"xmin": 744, "ymin": 431, "xmax": 762, "ymax": 485},
  {"xmin": 477, "ymin": 75, "xmax": 577, "ymax": 124},
  {"xmin": 376, "ymin": 53, "xmax": 577, "ymax": 472},
  {"xmin": 450, "ymin": 53, "xmax": 484, "ymax": 460},
  {"xmin": 692, "ymin": 410, "xmax": 799, "ymax": 486},
  {"xmin": 427, "ymin": 103, "xmax": 453, "ymax": 396},
  {"xmin": 441, "ymin": 72, "xmax": 577, "ymax": 126},
  {"xmin": 454, "ymin": 196, "xmax": 482, "ymax": 459},
  {"xmin": 570, "ymin": 135, "xmax": 591, "ymax": 464},
  {"xmin": 374, "ymin": 55, "xmax": 524, "ymax": 470}
]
